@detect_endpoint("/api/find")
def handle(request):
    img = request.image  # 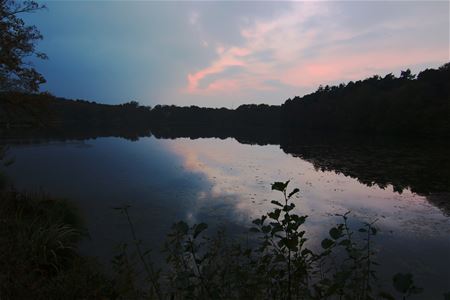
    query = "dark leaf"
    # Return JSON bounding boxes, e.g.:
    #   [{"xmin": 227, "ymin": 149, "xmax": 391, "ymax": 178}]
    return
[
  {"xmin": 288, "ymin": 188, "xmax": 300, "ymax": 198},
  {"xmin": 329, "ymin": 227, "xmax": 342, "ymax": 240},
  {"xmin": 175, "ymin": 221, "xmax": 189, "ymax": 235},
  {"xmin": 321, "ymin": 238, "xmax": 334, "ymax": 249},
  {"xmin": 285, "ymin": 237, "xmax": 298, "ymax": 251},
  {"xmin": 301, "ymin": 249, "xmax": 312, "ymax": 256},
  {"xmin": 271, "ymin": 200, "xmax": 283, "ymax": 207},
  {"xmin": 193, "ymin": 223, "xmax": 208, "ymax": 238},
  {"xmin": 283, "ymin": 203, "xmax": 295, "ymax": 212},
  {"xmin": 262, "ymin": 225, "xmax": 271, "ymax": 234},
  {"xmin": 252, "ymin": 218, "xmax": 262, "ymax": 225},
  {"xmin": 271, "ymin": 223, "xmax": 283, "ymax": 234},
  {"xmin": 268, "ymin": 209, "xmax": 281, "ymax": 220},
  {"xmin": 272, "ymin": 181, "xmax": 289, "ymax": 192}
]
